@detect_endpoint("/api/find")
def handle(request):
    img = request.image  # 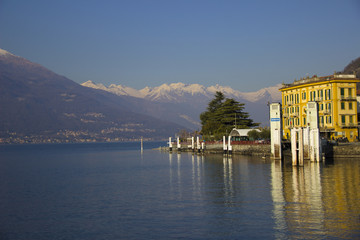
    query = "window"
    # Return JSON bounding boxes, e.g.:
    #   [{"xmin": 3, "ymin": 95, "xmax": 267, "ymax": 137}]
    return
[
  {"xmin": 329, "ymin": 116, "xmax": 332, "ymax": 124},
  {"xmin": 302, "ymin": 92, "xmax": 306, "ymax": 100},
  {"xmin": 310, "ymin": 91, "xmax": 316, "ymax": 101},
  {"xmin": 340, "ymin": 88, "xmax": 345, "ymax": 97},
  {"xmin": 349, "ymin": 102, "xmax": 353, "ymax": 110},
  {"xmin": 327, "ymin": 89, "xmax": 331, "ymax": 100},
  {"xmin": 349, "ymin": 88, "xmax": 352, "ymax": 97},
  {"xmin": 350, "ymin": 115, "xmax": 353, "ymax": 124},
  {"xmin": 341, "ymin": 102, "xmax": 345, "ymax": 110},
  {"xmin": 303, "ymin": 117, "xmax": 306, "ymax": 125},
  {"xmin": 325, "ymin": 89, "xmax": 328, "ymax": 100},
  {"xmin": 318, "ymin": 90, "xmax": 323, "ymax": 100},
  {"xmin": 341, "ymin": 115, "xmax": 346, "ymax": 124}
]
